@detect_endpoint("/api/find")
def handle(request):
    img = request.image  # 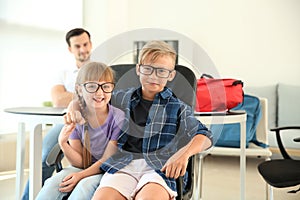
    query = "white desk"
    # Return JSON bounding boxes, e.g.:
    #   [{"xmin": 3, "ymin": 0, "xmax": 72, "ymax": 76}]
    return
[
  {"xmin": 193, "ymin": 111, "xmax": 247, "ymax": 200},
  {"xmin": 4, "ymin": 107, "xmax": 65, "ymax": 200}
]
